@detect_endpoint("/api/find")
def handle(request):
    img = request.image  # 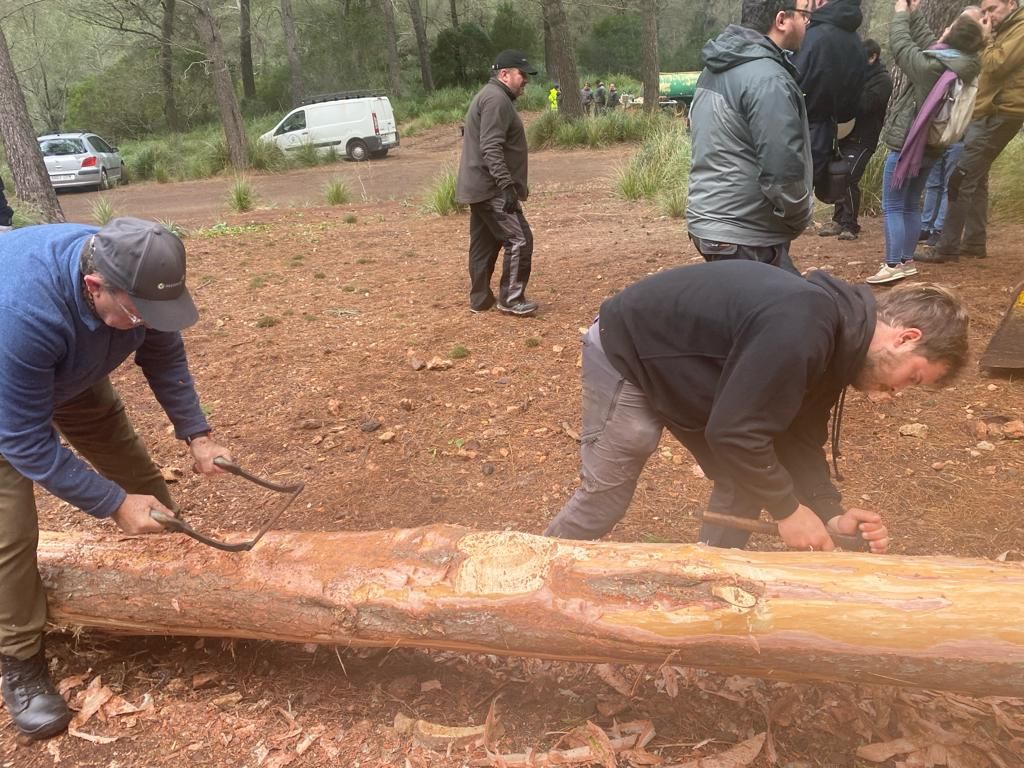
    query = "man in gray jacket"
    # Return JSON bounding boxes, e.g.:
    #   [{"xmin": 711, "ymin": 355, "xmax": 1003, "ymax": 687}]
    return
[
  {"xmin": 455, "ymin": 50, "xmax": 538, "ymax": 316},
  {"xmin": 686, "ymin": 0, "xmax": 815, "ymax": 274}
]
